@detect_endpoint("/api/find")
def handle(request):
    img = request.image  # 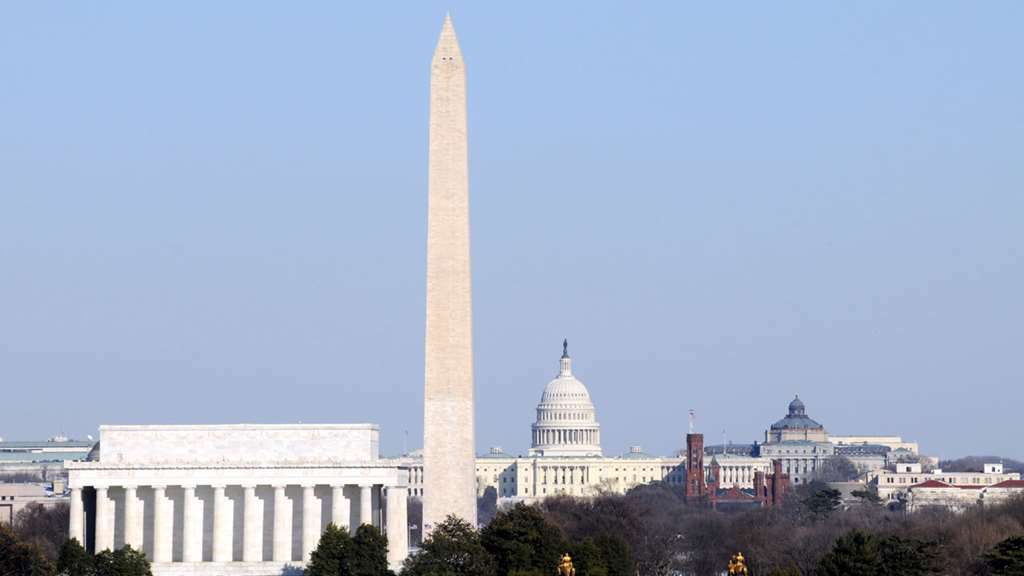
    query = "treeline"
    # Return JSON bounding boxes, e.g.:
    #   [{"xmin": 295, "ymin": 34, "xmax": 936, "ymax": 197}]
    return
[
  {"xmin": 0, "ymin": 502, "xmax": 152, "ymax": 576},
  {"xmin": 407, "ymin": 482, "xmax": 1024, "ymax": 575},
  {"xmin": 541, "ymin": 481, "xmax": 1024, "ymax": 575}
]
